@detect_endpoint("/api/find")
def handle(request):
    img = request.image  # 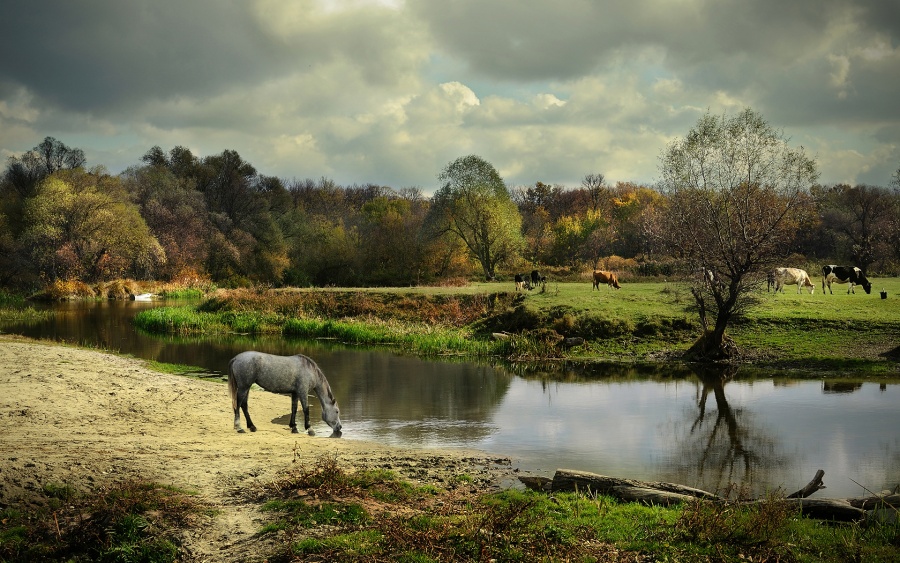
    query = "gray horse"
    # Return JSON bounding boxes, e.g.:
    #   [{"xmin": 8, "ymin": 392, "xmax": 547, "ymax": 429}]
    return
[{"xmin": 228, "ymin": 351, "xmax": 342, "ymax": 435}]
